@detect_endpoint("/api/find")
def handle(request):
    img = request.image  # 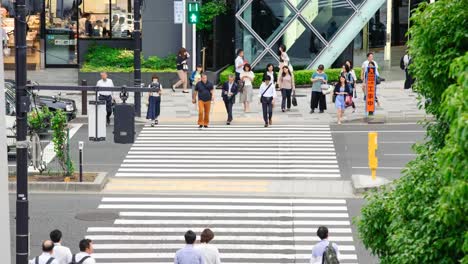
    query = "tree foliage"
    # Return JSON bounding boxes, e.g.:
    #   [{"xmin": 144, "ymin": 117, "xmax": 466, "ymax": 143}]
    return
[
  {"xmin": 197, "ymin": 0, "xmax": 228, "ymax": 32},
  {"xmin": 356, "ymin": 1, "xmax": 468, "ymax": 263}
]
